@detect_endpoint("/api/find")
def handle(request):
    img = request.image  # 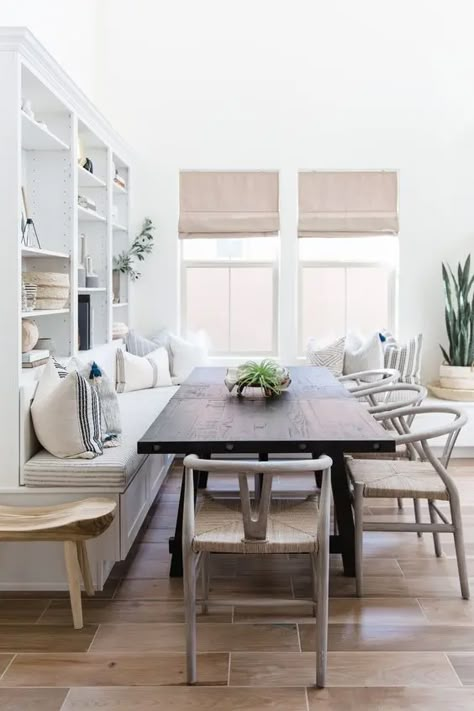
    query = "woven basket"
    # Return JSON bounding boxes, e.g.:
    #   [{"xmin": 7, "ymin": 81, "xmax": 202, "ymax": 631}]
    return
[{"xmin": 22, "ymin": 271, "xmax": 70, "ymax": 310}]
